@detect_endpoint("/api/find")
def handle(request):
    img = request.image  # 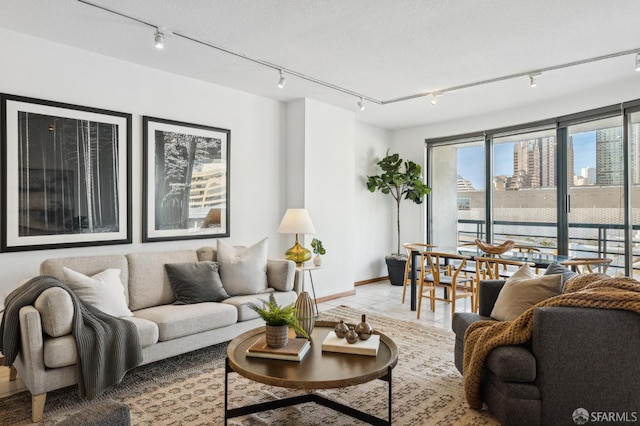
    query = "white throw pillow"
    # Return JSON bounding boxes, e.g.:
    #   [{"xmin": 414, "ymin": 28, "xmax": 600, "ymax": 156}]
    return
[
  {"xmin": 490, "ymin": 264, "xmax": 562, "ymax": 321},
  {"xmin": 63, "ymin": 267, "xmax": 133, "ymax": 317},
  {"xmin": 217, "ymin": 238, "xmax": 269, "ymax": 296}
]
